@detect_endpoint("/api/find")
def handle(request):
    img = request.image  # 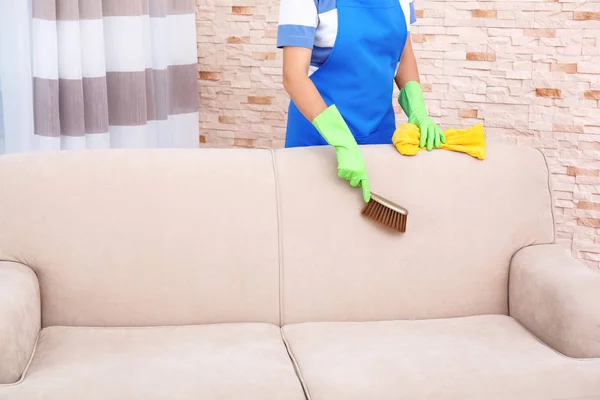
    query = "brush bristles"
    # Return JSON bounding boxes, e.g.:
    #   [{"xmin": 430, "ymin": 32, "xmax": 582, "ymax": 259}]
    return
[{"xmin": 361, "ymin": 195, "xmax": 408, "ymax": 233}]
